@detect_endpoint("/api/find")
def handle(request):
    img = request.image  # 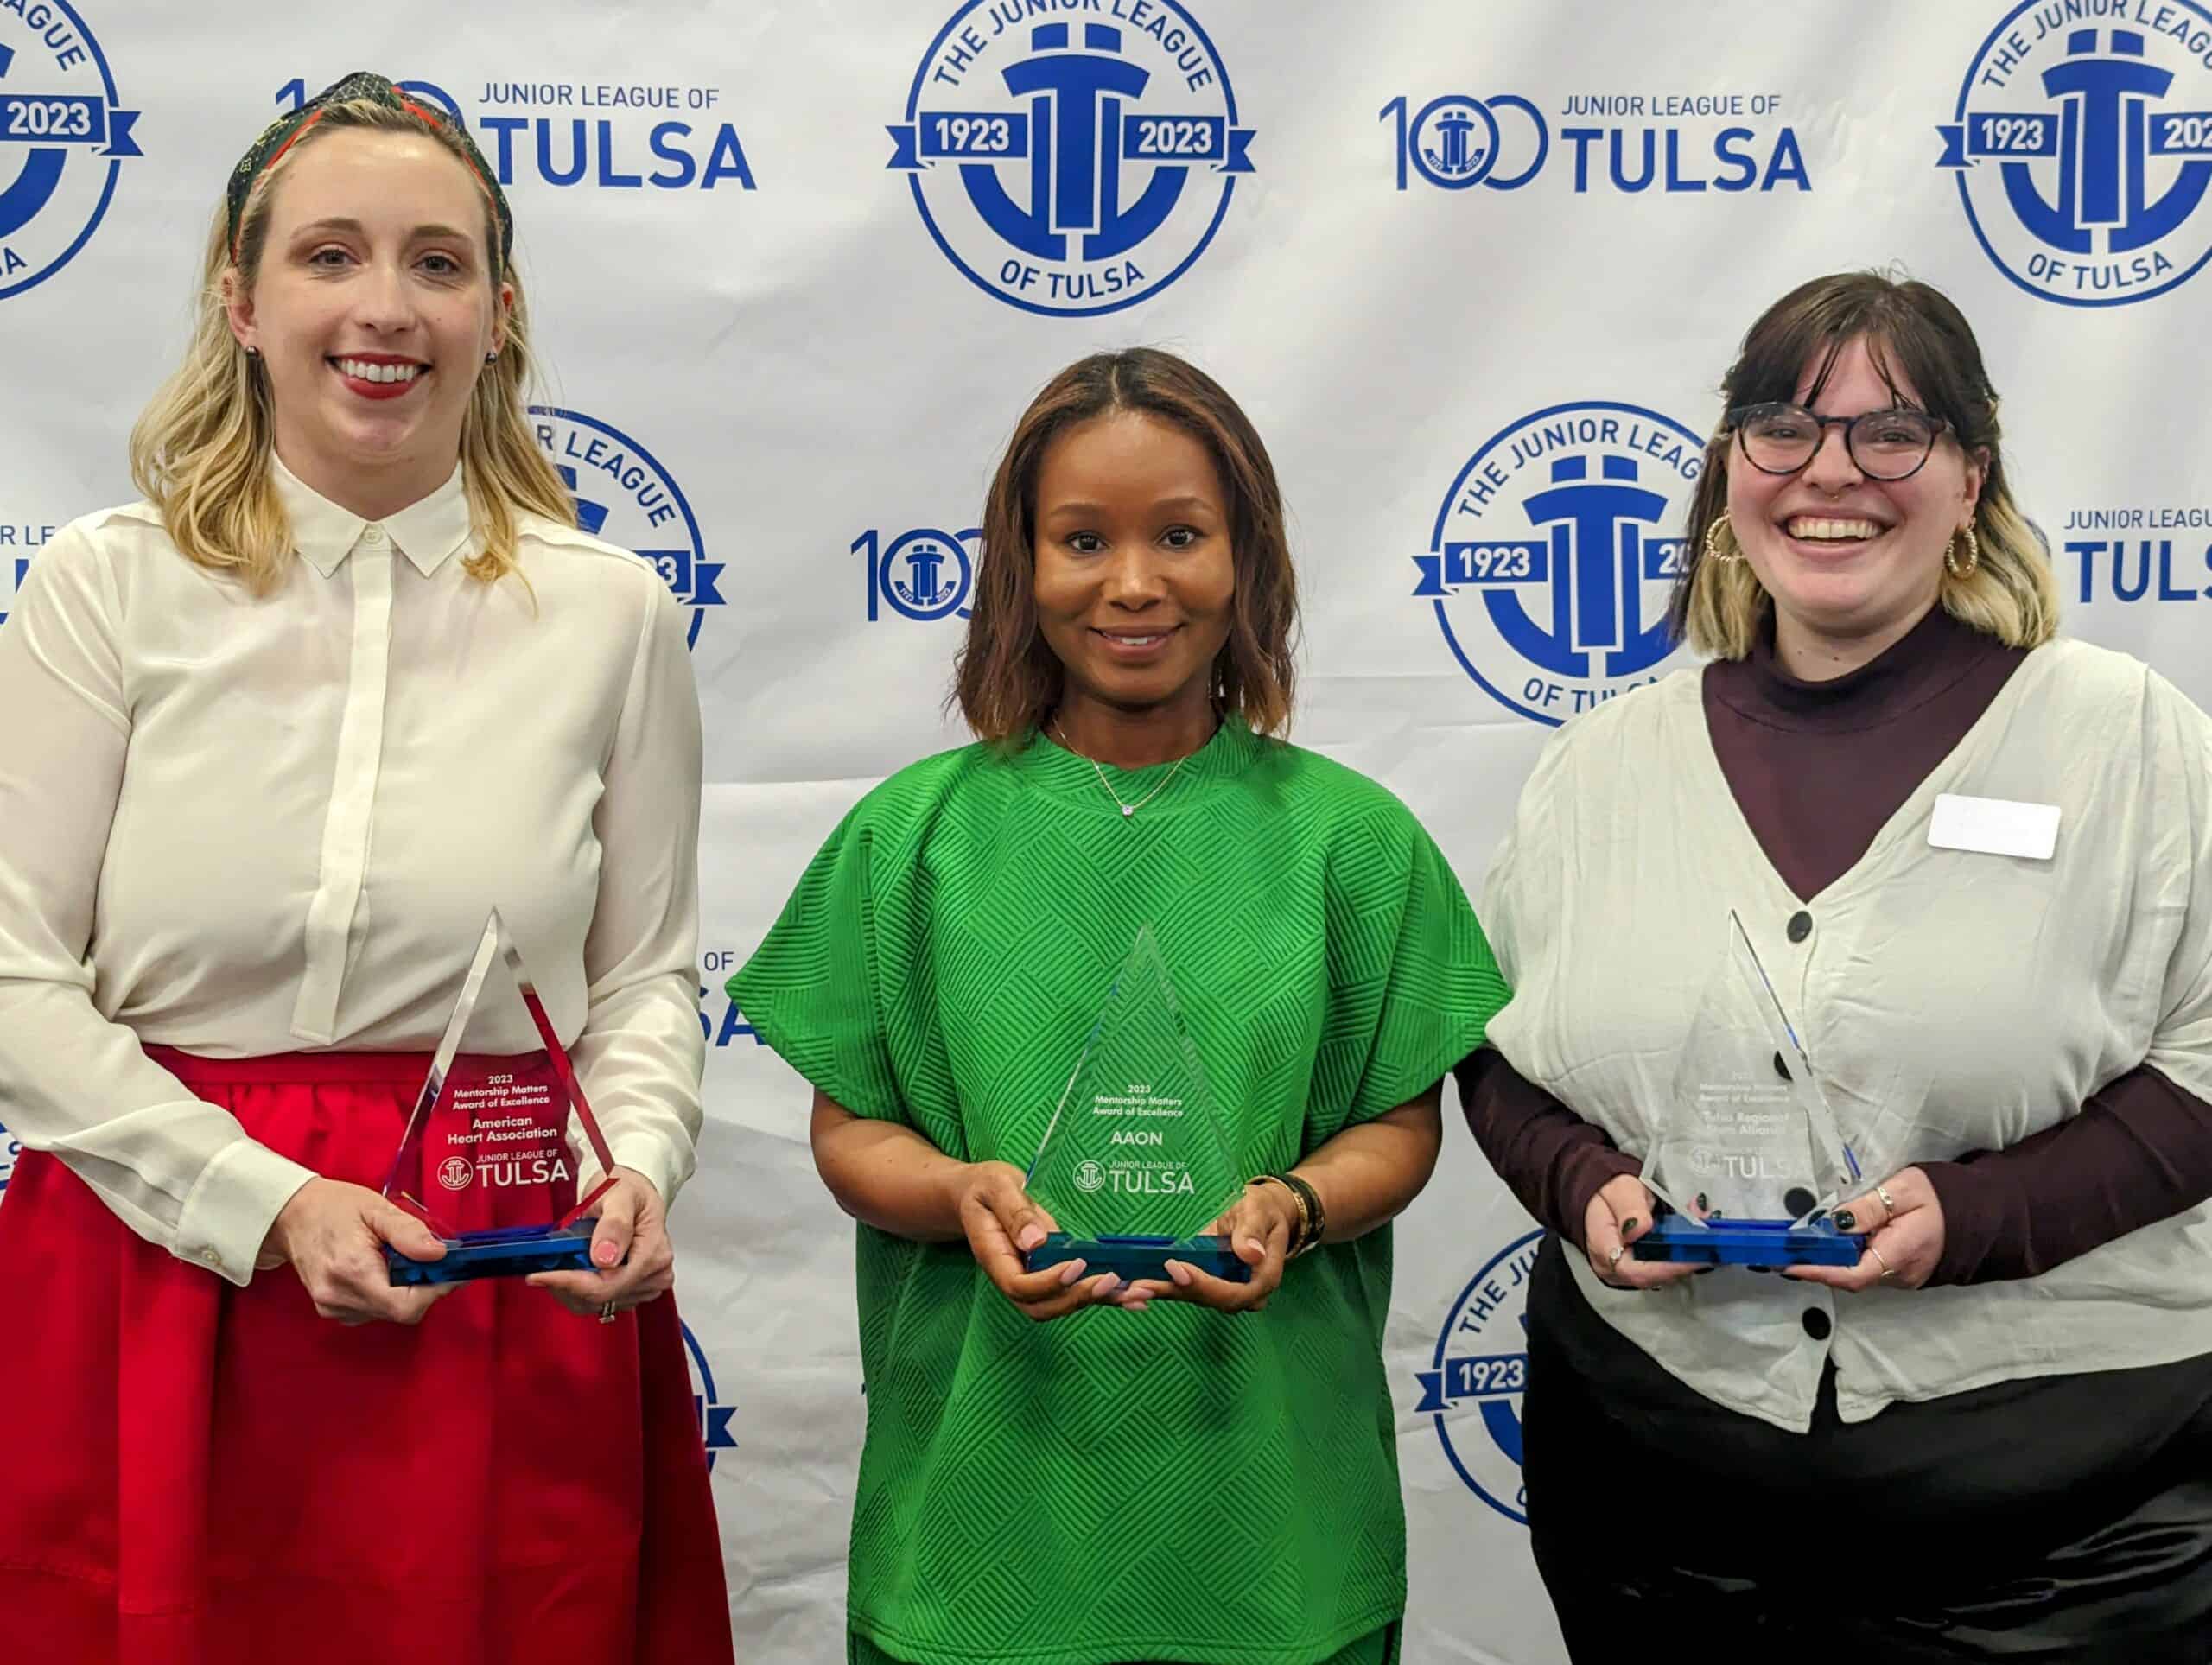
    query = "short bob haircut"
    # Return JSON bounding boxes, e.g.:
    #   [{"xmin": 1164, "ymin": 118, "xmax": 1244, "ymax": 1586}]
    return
[
  {"xmin": 954, "ymin": 348, "xmax": 1299, "ymax": 743},
  {"xmin": 1669, "ymin": 270, "xmax": 2059, "ymax": 658}
]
